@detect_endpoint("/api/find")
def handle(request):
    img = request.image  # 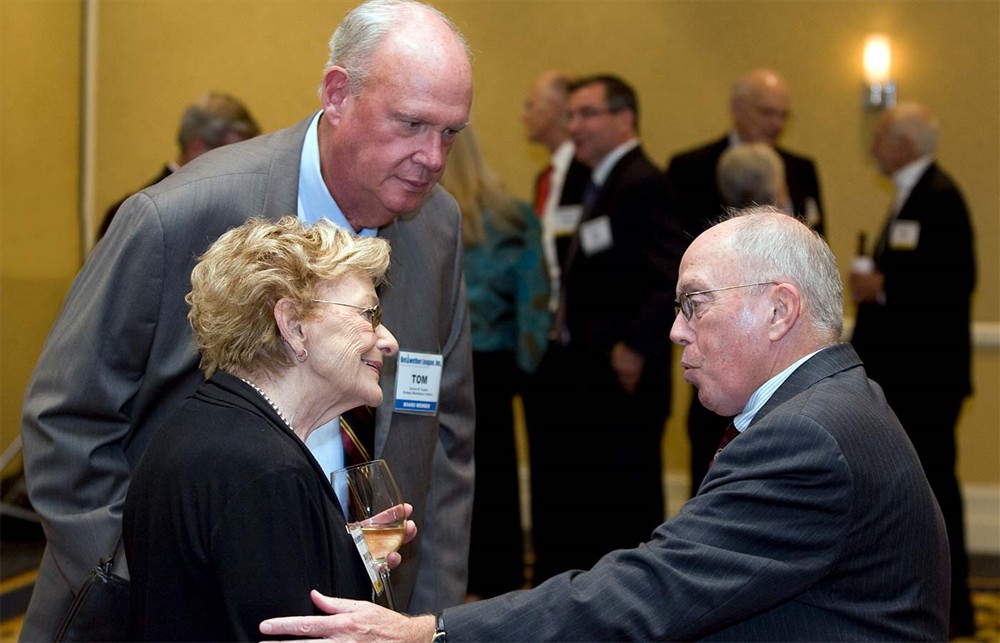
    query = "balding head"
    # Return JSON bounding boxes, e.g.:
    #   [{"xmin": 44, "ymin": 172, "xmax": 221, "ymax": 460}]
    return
[
  {"xmin": 871, "ymin": 102, "xmax": 940, "ymax": 176},
  {"xmin": 730, "ymin": 68, "xmax": 791, "ymax": 145},
  {"xmin": 522, "ymin": 69, "xmax": 576, "ymax": 152}
]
